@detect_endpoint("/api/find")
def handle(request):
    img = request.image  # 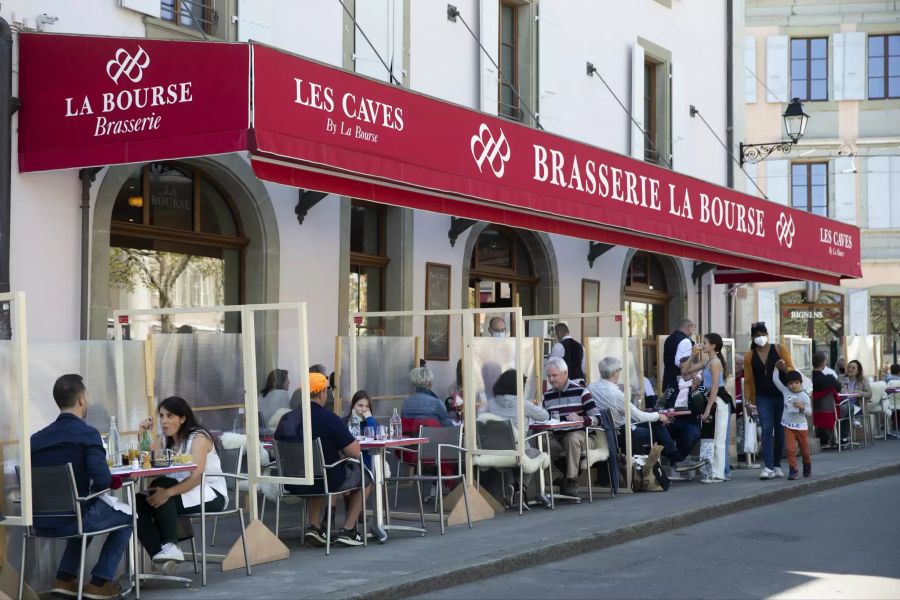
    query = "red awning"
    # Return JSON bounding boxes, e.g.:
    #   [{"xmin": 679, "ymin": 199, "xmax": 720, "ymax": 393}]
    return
[
  {"xmin": 713, "ymin": 267, "xmax": 795, "ymax": 284},
  {"xmin": 248, "ymin": 44, "xmax": 860, "ymax": 285}
]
